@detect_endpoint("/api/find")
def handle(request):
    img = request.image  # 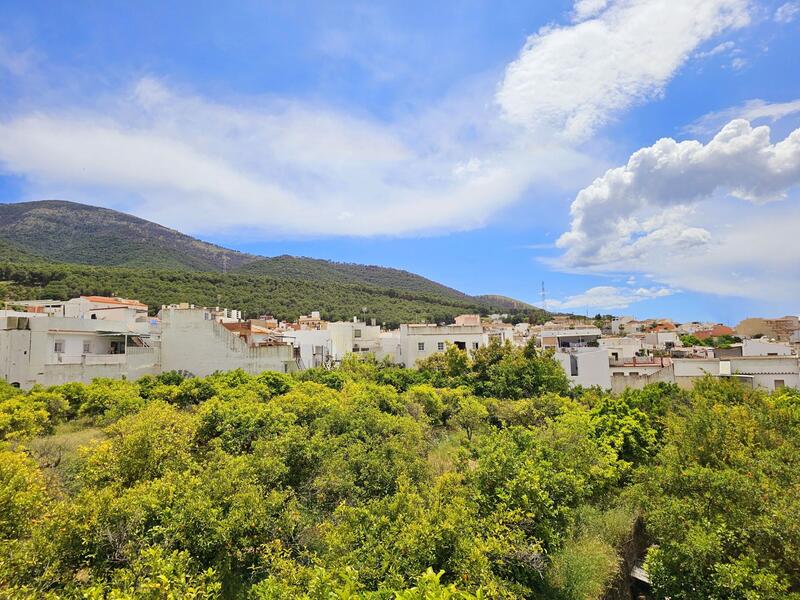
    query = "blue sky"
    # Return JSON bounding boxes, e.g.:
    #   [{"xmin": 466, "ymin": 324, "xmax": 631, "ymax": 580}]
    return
[{"xmin": 1, "ymin": 0, "xmax": 799, "ymax": 323}]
